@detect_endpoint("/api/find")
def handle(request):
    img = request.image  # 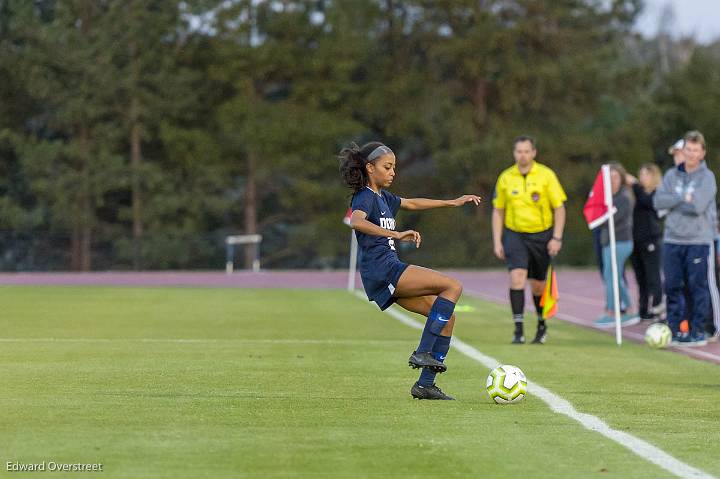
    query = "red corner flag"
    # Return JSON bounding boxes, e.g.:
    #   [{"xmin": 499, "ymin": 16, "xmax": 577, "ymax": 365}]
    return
[
  {"xmin": 583, "ymin": 166, "xmax": 614, "ymax": 229},
  {"xmin": 343, "ymin": 207, "xmax": 352, "ymax": 227},
  {"xmin": 540, "ymin": 264, "xmax": 558, "ymax": 319}
]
